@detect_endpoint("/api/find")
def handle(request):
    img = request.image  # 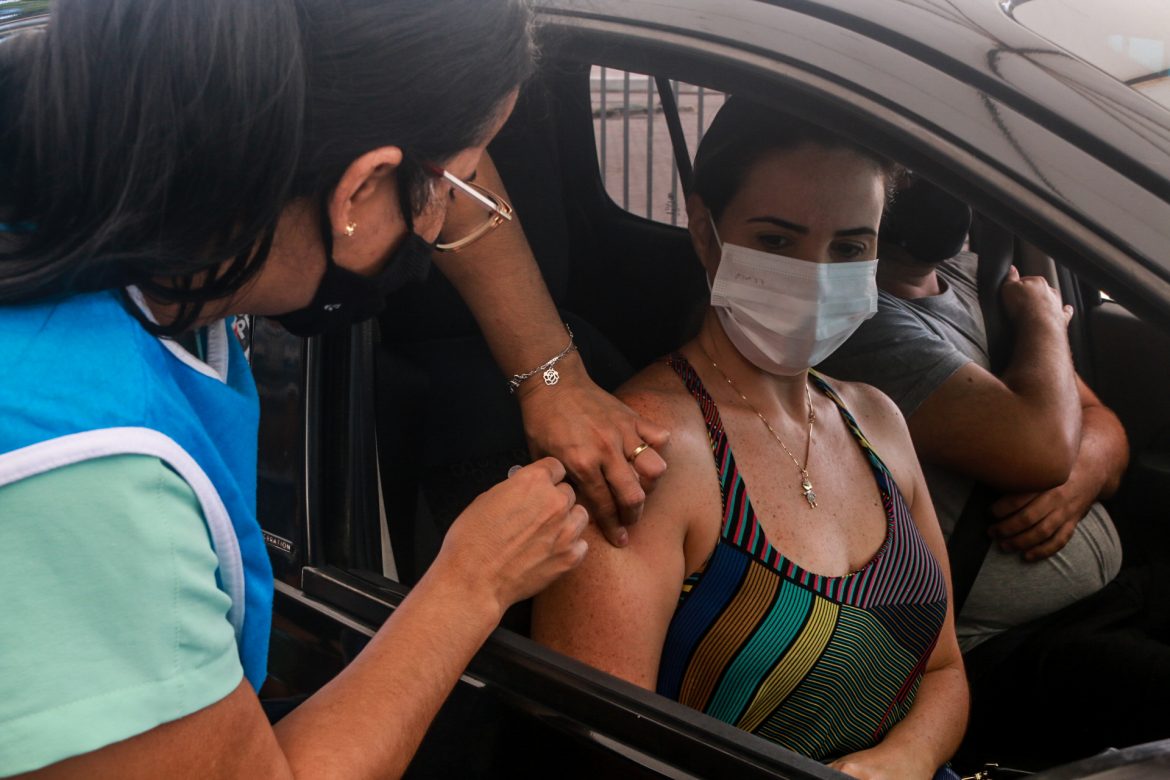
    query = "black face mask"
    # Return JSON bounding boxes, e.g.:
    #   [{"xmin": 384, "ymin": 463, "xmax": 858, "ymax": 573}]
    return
[{"xmin": 277, "ymin": 194, "xmax": 434, "ymax": 338}]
